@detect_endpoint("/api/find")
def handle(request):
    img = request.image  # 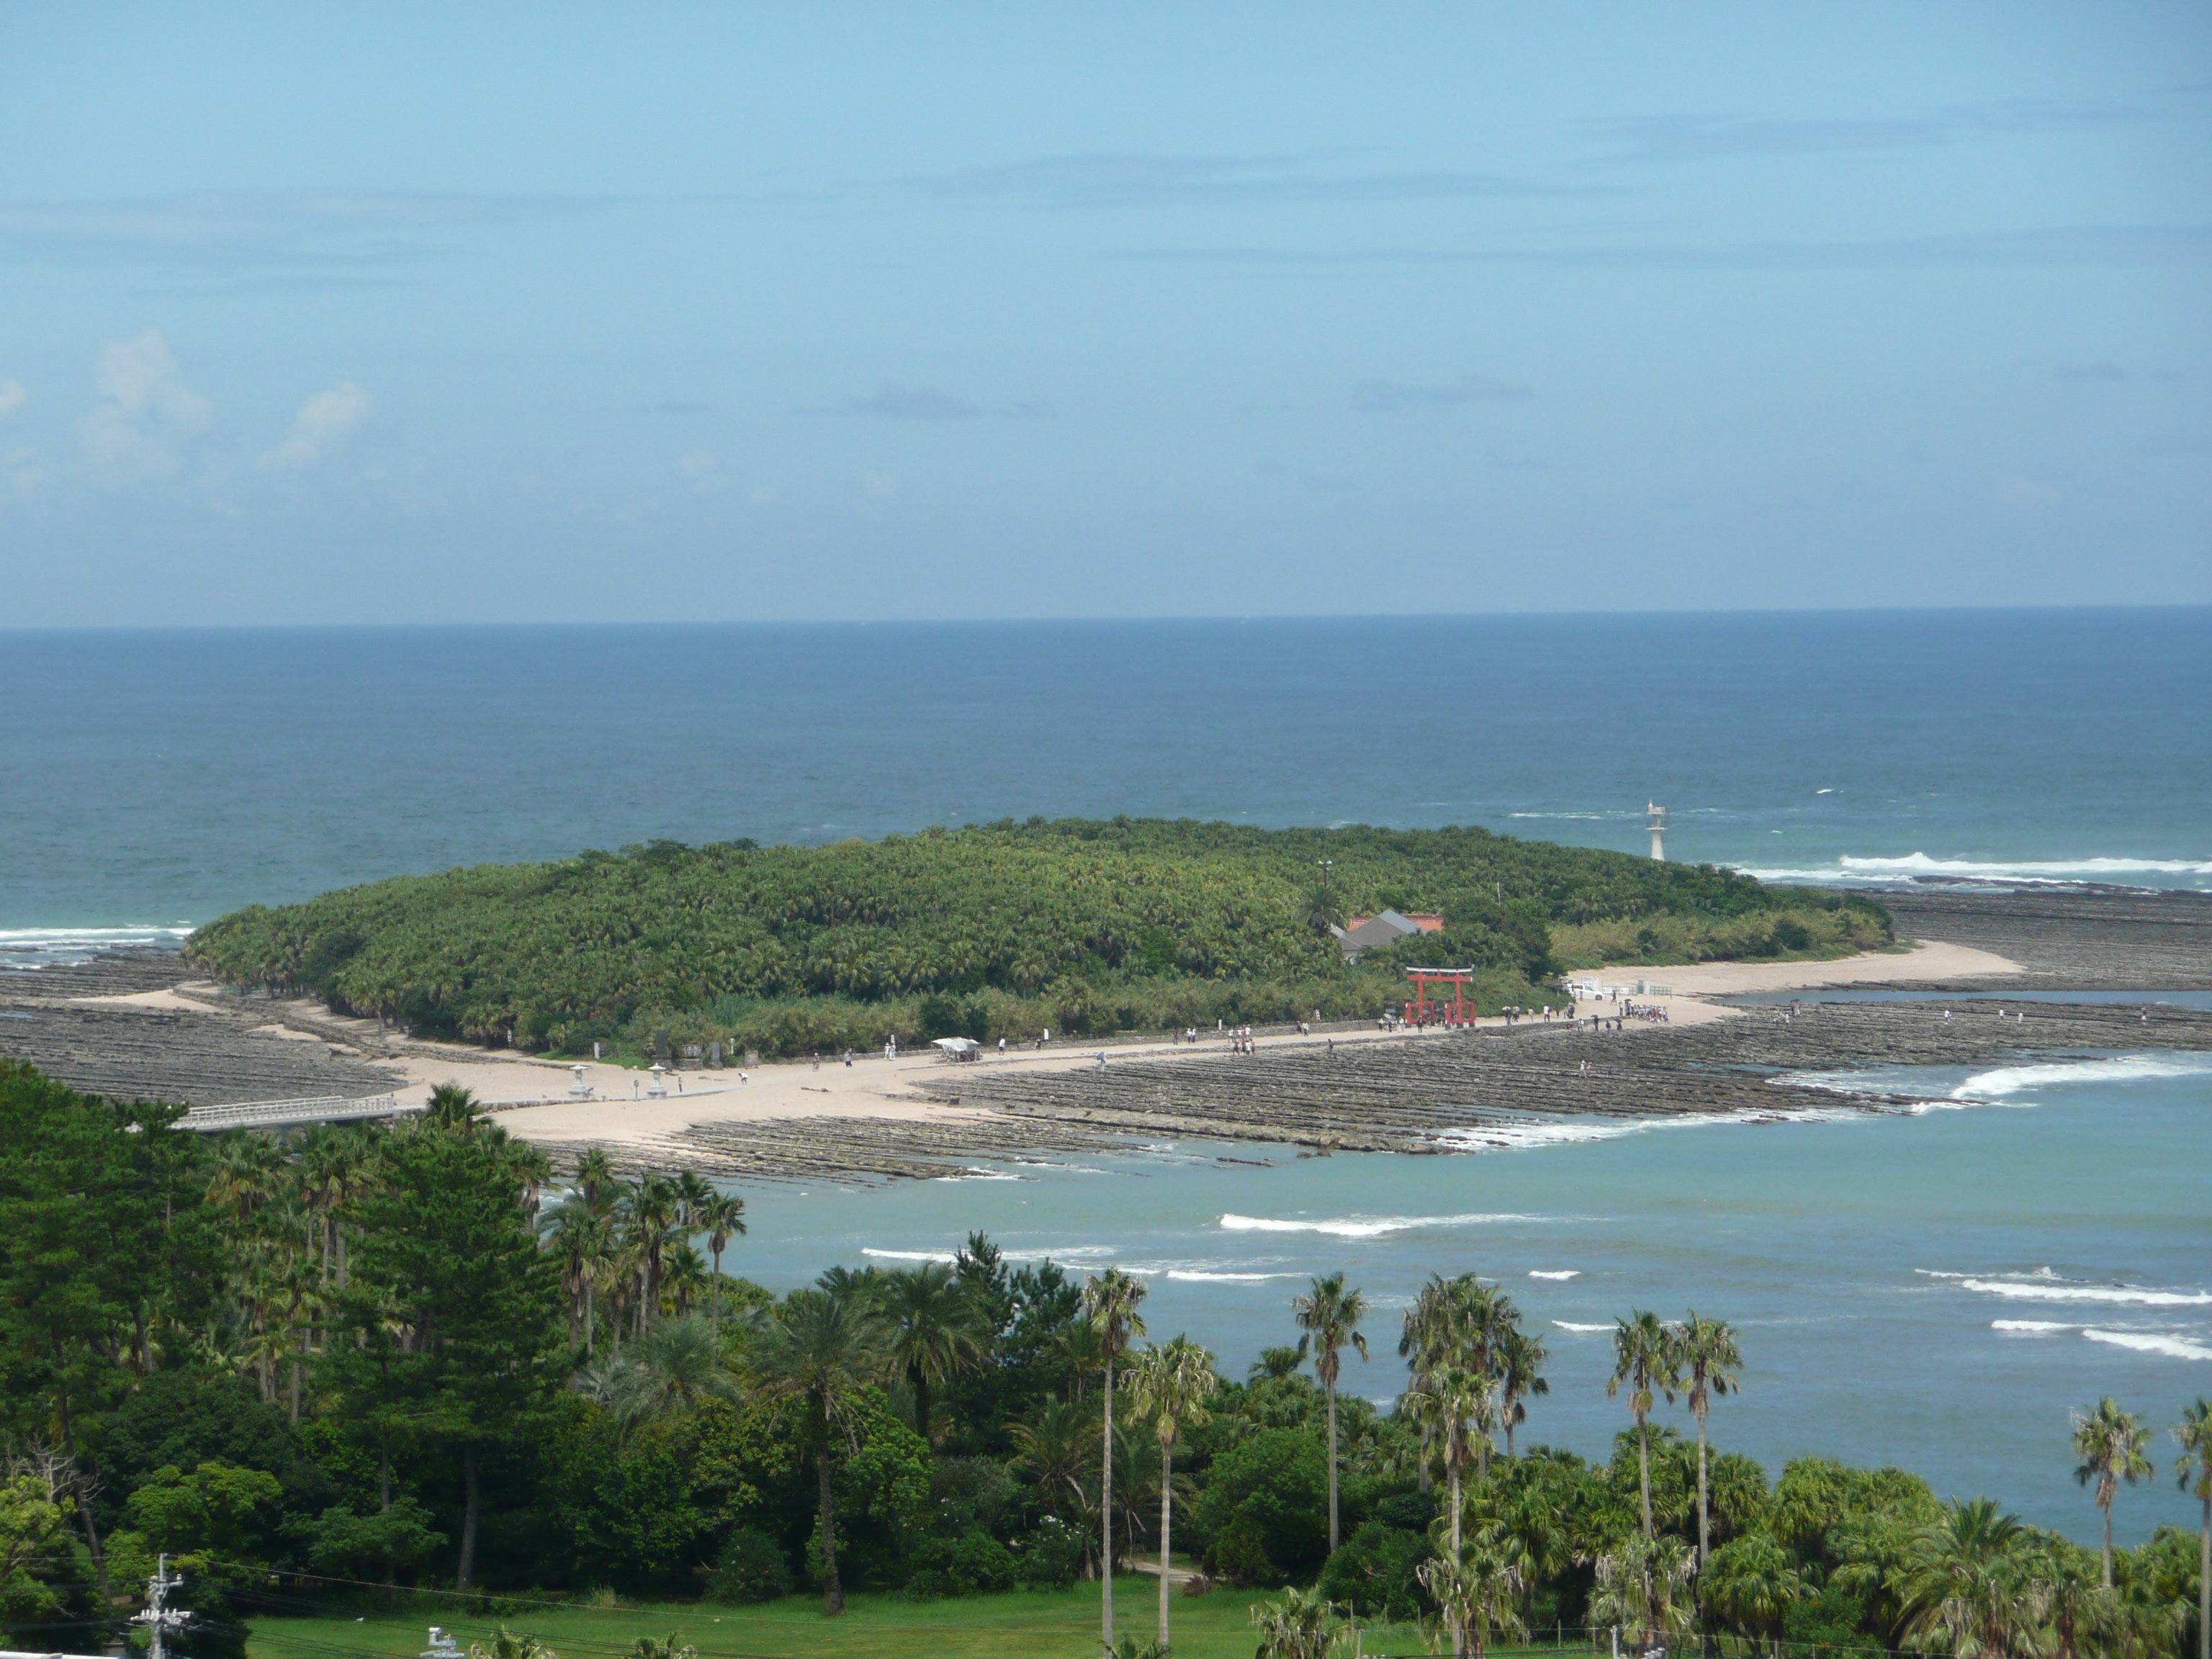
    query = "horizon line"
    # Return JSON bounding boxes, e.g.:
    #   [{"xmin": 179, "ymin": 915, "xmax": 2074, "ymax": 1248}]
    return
[{"xmin": 3, "ymin": 601, "xmax": 2207, "ymax": 636}]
